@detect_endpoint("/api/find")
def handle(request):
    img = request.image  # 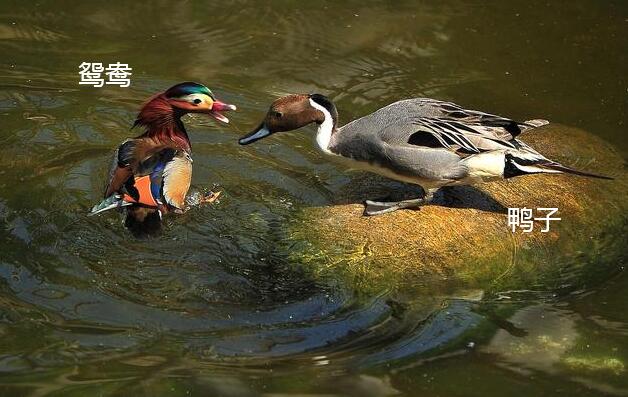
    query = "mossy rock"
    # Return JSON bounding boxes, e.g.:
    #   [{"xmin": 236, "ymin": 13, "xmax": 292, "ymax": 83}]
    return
[{"xmin": 288, "ymin": 124, "xmax": 627, "ymax": 293}]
